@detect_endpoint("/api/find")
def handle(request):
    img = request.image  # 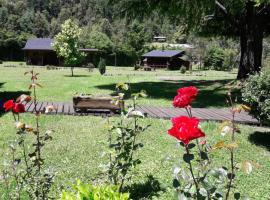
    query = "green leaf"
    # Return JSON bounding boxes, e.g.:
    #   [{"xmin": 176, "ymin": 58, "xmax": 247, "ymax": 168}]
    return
[
  {"xmin": 173, "ymin": 178, "xmax": 180, "ymax": 188},
  {"xmin": 234, "ymin": 192, "xmax": 241, "ymax": 199},
  {"xmin": 183, "ymin": 153, "xmax": 194, "ymax": 163}
]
